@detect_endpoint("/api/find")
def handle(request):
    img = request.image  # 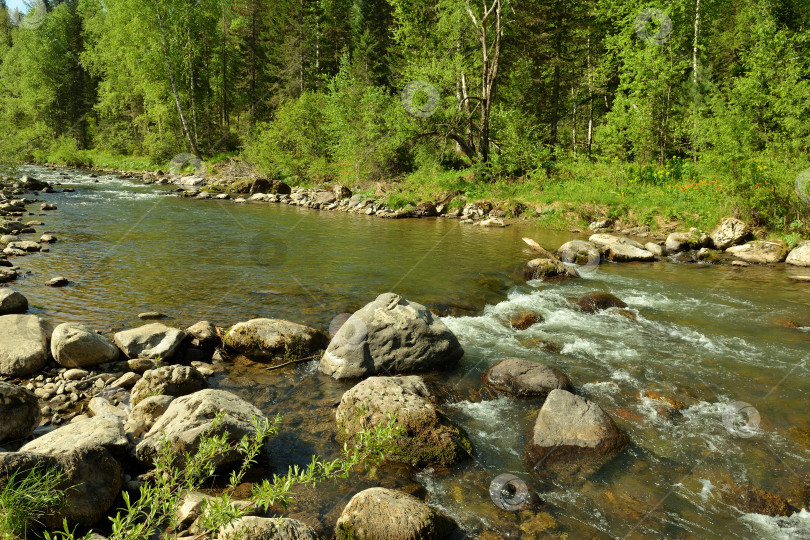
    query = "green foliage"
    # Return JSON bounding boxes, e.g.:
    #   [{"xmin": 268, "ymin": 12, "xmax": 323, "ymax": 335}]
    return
[{"xmin": 0, "ymin": 465, "xmax": 67, "ymax": 539}]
